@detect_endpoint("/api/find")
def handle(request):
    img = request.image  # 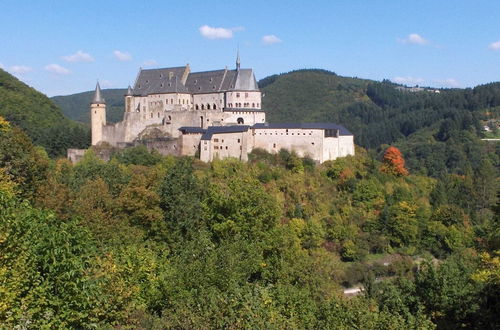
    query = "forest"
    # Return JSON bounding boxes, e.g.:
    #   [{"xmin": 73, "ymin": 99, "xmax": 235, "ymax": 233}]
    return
[{"xmin": 0, "ymin": 68, "xmax": 499, "ymax": 328}]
